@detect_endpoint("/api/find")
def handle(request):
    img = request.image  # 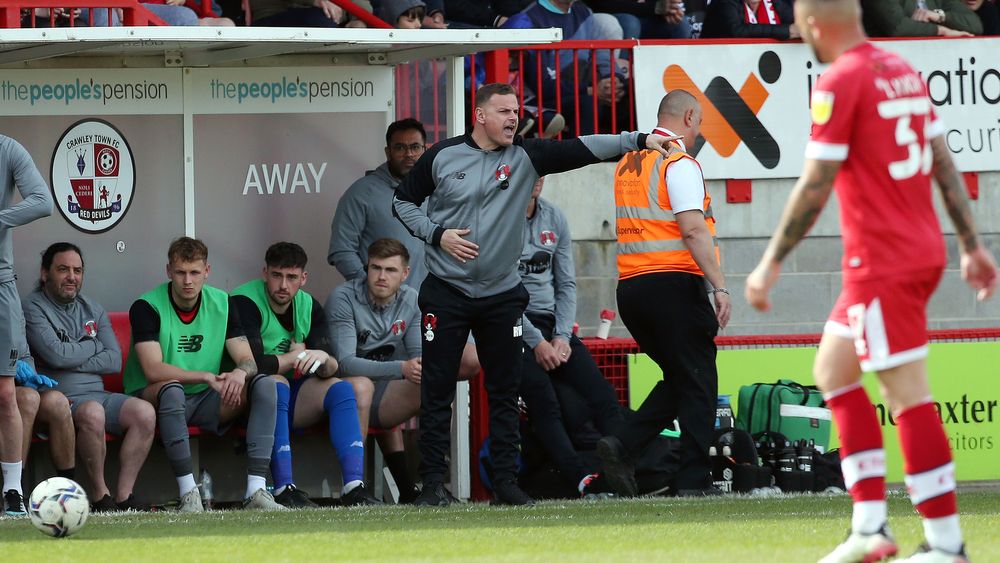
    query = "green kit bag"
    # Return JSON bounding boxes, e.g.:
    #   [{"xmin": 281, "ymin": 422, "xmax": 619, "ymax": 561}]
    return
[{"xmin": 735, "ymin": 379, "xmax": 832, "ymax": 452}]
